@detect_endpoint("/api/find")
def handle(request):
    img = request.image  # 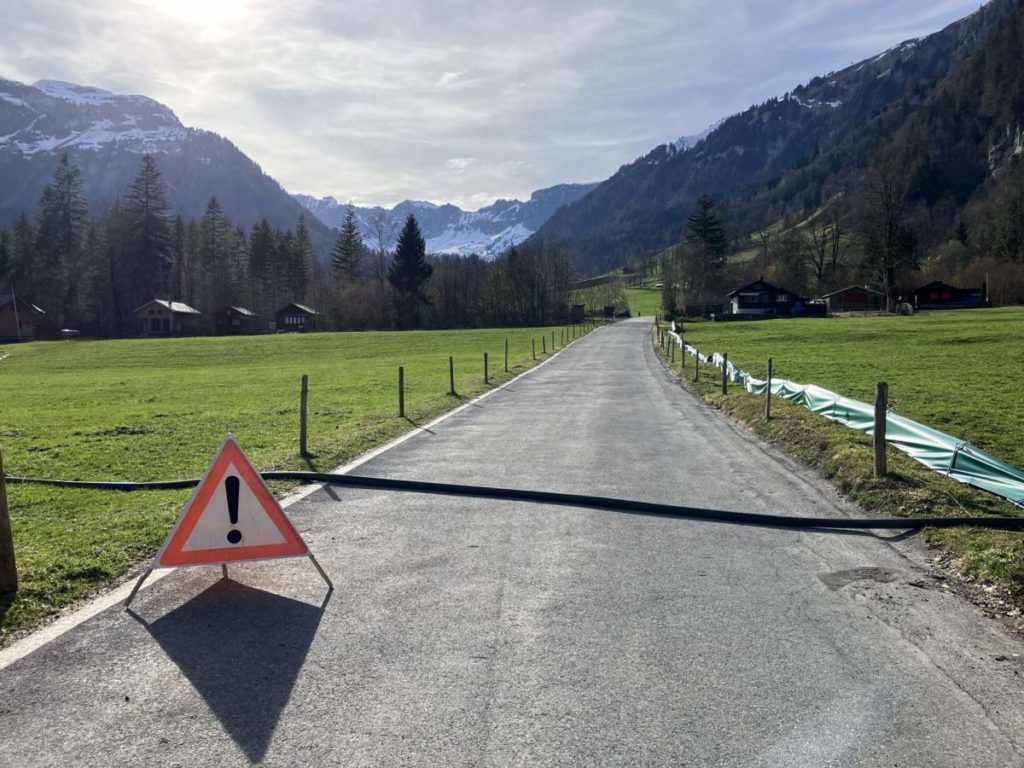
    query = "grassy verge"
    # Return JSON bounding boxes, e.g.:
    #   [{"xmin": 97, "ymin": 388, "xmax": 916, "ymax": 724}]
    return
[
  {"xmin": 0, "ymin": 324, "xmax": 592, "ymax": 646},
  {"xmin": 651, "ymin": 312, "xmax": 1024, "ymax": 617}
]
